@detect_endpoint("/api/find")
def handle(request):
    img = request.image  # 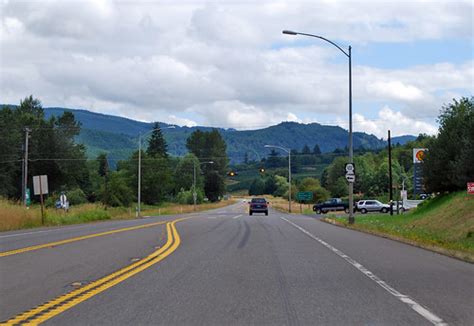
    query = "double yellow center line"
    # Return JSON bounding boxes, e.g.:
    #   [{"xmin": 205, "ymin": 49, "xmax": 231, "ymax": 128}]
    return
[{"xmin": 2, "ymin": 217, "xmax": 188, "ymax": 325}]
